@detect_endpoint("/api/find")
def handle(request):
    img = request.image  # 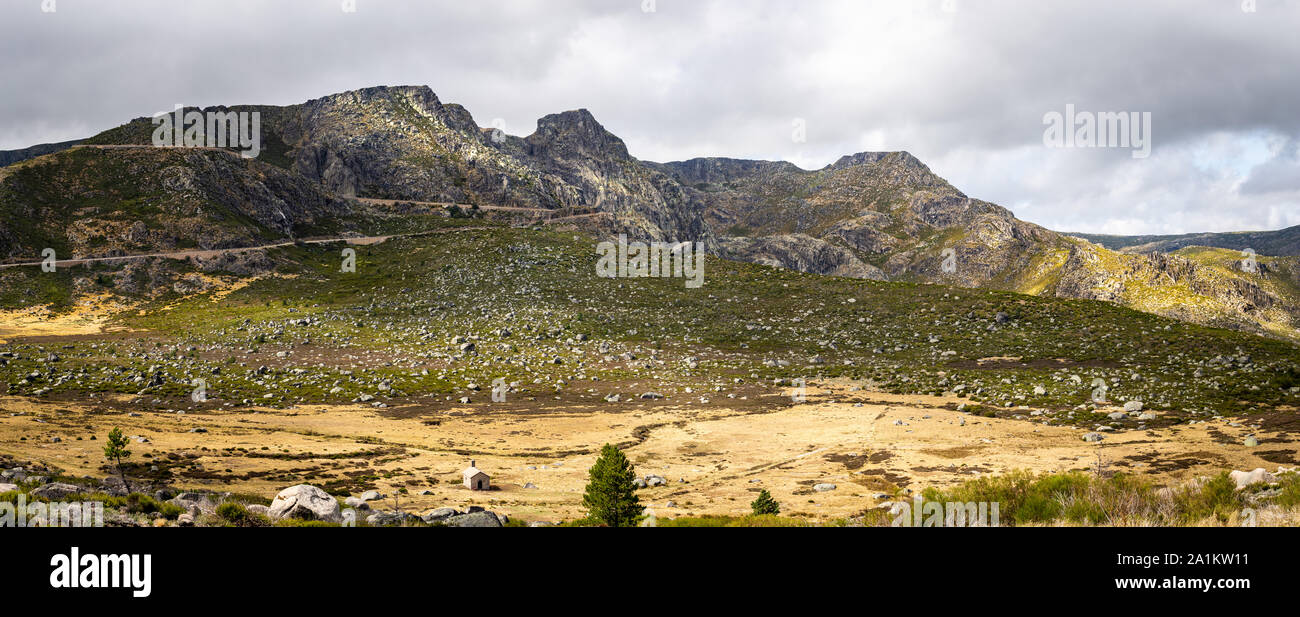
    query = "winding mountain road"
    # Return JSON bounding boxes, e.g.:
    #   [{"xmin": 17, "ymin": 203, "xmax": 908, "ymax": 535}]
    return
[{"xmin": 0, "ymin": 226, "xmax": 490, "ymax": 270}]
